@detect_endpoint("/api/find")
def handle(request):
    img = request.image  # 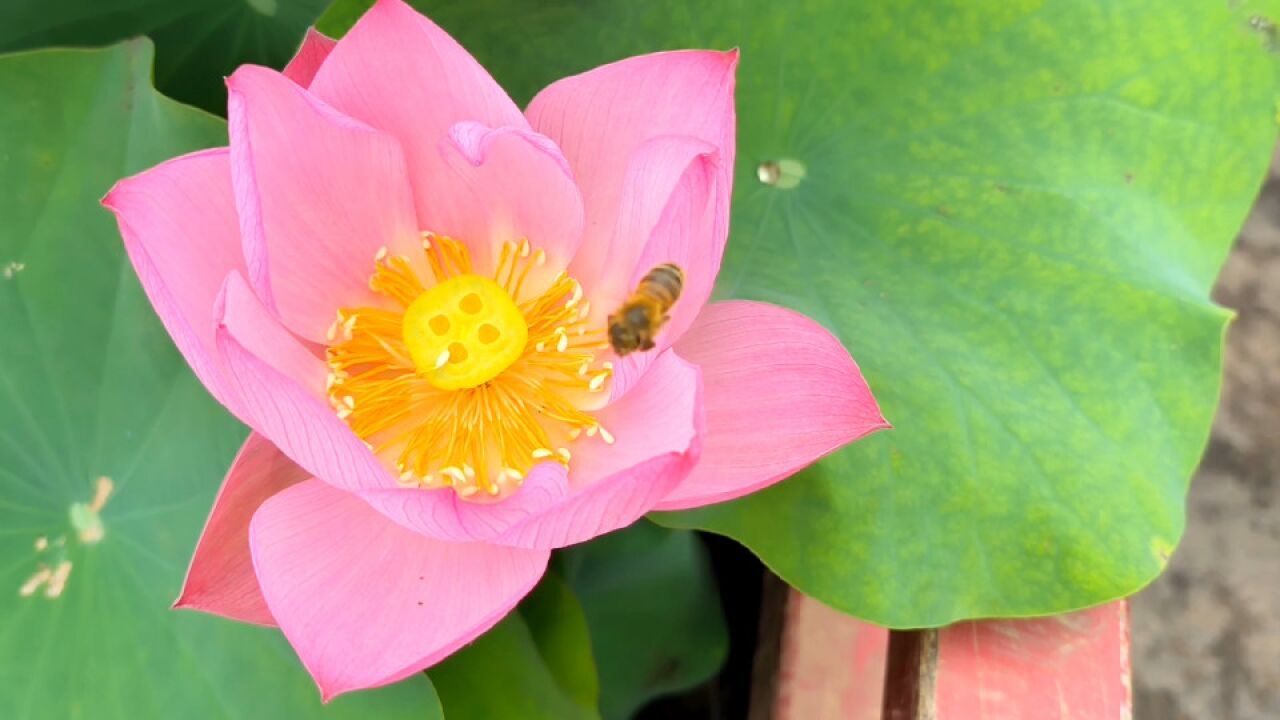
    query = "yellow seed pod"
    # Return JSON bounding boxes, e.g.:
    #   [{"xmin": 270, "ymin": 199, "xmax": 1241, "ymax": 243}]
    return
[{"xmin": 402, "ymin": 275, "xmax": 528, "ymax": 390}]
